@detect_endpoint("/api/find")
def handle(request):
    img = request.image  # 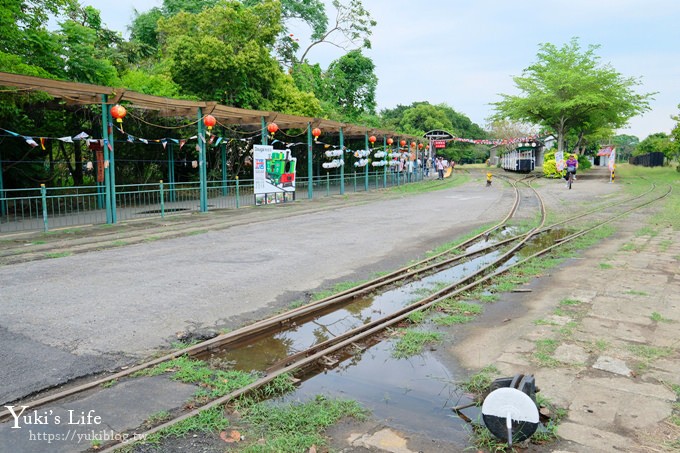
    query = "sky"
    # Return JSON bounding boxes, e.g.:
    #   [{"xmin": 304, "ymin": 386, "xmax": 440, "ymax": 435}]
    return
[{"xmin": 84, "ymin": 0, "xmax": 680, "ymax": 140}]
